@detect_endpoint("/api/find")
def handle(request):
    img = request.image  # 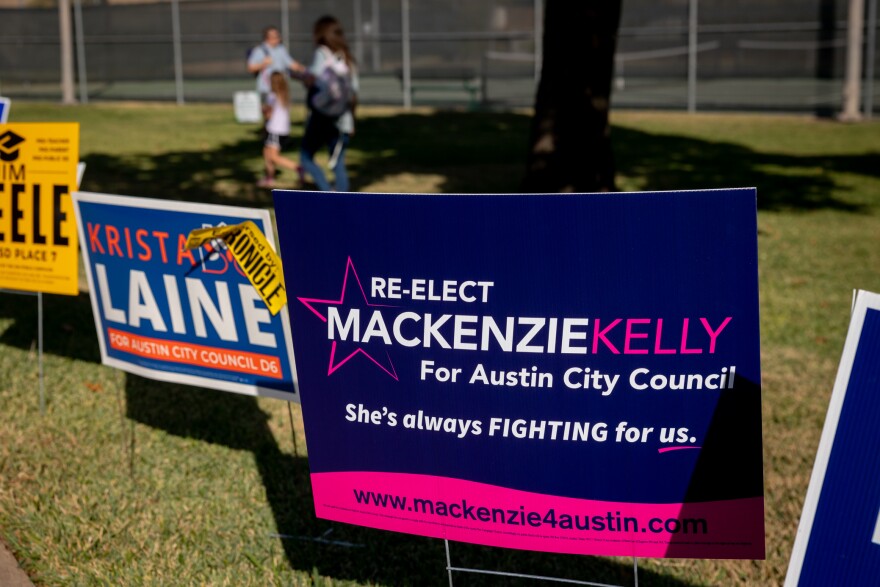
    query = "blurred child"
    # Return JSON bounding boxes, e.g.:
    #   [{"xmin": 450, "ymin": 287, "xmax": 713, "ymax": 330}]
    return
[{"xmin": 258, "ymin": 72, "xmax": 304, "ymax": 187}]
